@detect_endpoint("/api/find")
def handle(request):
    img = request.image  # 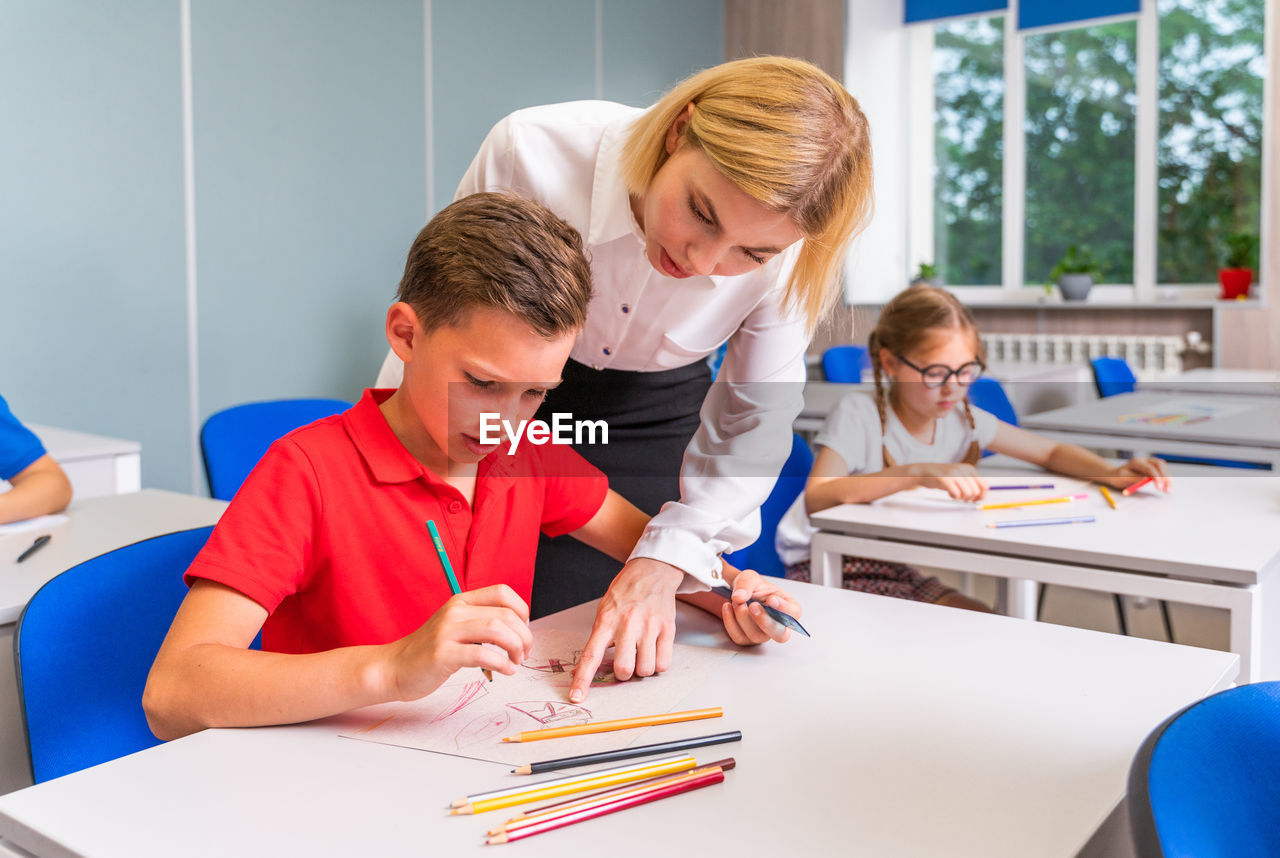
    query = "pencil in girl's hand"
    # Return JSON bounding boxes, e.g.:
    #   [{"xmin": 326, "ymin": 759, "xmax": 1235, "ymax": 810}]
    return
[
  {"xmin": 500, "ymin": 707, "xmax": 723, "ymax": 743},
  {"xmin": 1099, "ymin": 486, "xmax": 1117, "ymax": 509},
  {"xmin": 1121, "ymin": 476, "xmax": 1154, "ymax": 496},
  {"xmin": 978, "ymin": 493, "xmax": 1088, "ymax": 511}
]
